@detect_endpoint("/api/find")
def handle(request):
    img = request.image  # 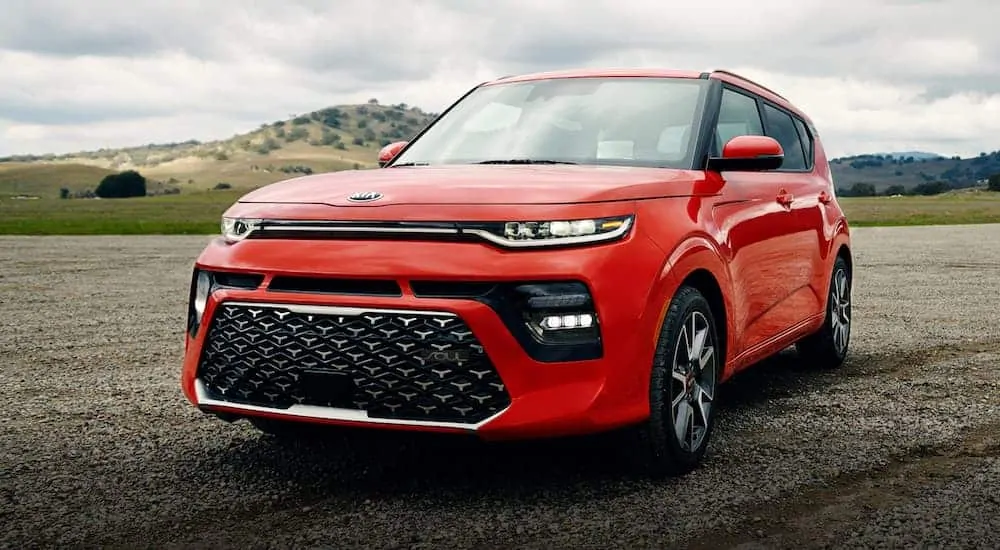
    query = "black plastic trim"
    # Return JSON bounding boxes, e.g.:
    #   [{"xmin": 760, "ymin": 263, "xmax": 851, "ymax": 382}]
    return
[
  {"xmin": 694, "ymin": 78, "xmax": 724, "ymax": 170},
  {"xmin": 414, "ymin": 280, "xmax": 603, "ymax": 362},
  {"xmin": 268, "ymin": 276, "xmax": 402, "ymax": 297}
]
